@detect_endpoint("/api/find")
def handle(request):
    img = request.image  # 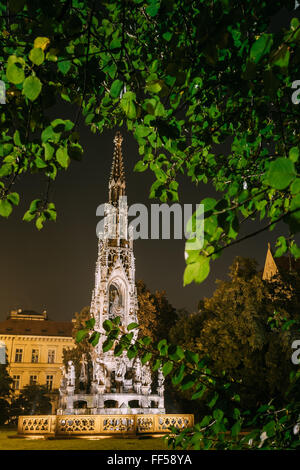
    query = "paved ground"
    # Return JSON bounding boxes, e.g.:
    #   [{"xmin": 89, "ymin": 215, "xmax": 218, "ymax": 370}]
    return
[{"xmin": 0, "ymin": 427, "xmax": 168, "ymax": 450}]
